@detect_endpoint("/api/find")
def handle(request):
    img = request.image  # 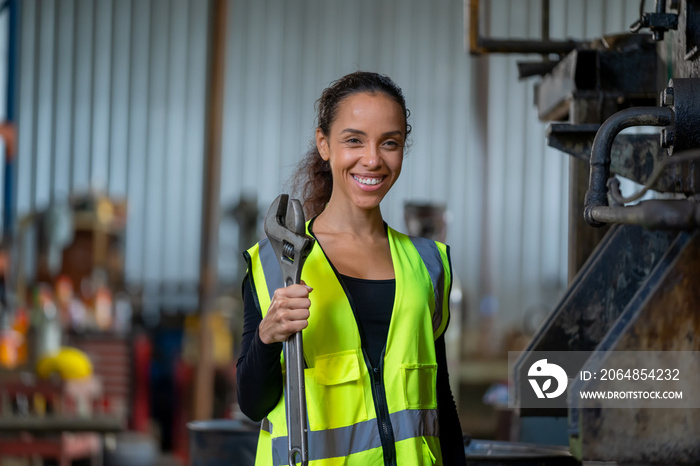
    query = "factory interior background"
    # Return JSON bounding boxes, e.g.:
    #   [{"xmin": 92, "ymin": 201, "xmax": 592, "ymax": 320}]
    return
[{"xmin": 2, "ymin": 0, "xmax": 699, "ymax": 464}]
